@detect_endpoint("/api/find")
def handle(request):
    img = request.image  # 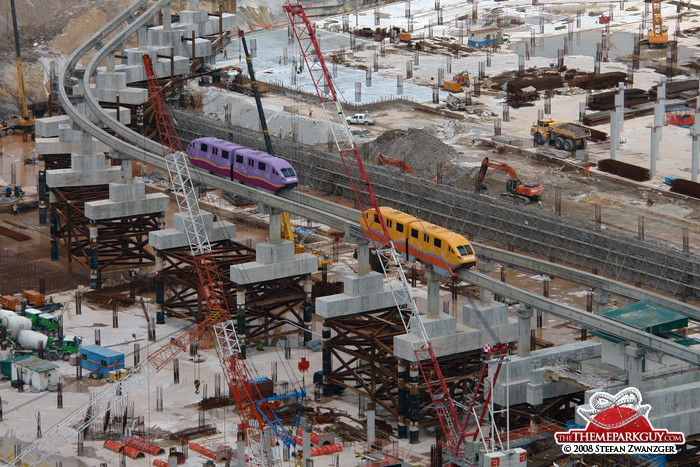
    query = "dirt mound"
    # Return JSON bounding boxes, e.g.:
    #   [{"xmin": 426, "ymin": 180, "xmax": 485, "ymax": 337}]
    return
[{"xmin": 373, "ymin": 127, "xmax": 460, "ymax": 179}]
